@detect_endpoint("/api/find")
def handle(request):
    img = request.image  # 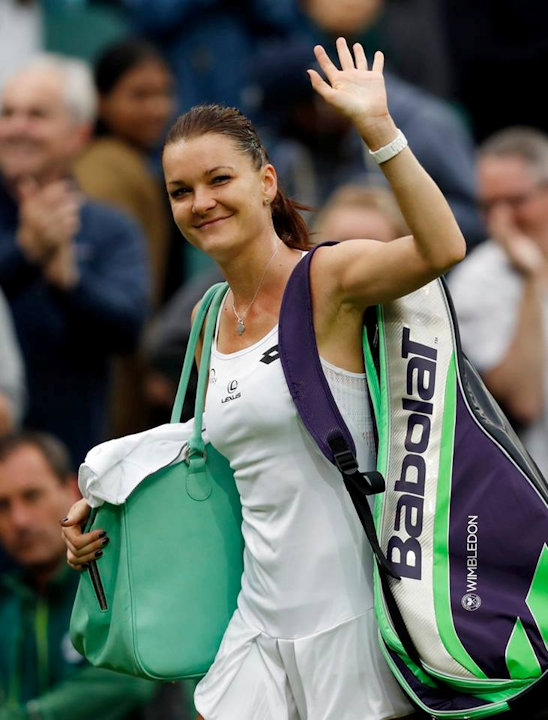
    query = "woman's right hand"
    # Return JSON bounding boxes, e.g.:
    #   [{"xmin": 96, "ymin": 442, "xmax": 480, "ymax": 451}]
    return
[
  {"xmin": 60, "ymin": 498, "xmax": 109, "ymax": 570},
  {"xmin": 307, "ymin": 38, "xmax": 393, "ymax": 144}
]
